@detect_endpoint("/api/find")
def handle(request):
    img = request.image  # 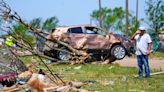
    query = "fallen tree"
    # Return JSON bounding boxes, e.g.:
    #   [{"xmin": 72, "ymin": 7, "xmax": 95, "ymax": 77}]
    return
[
  {"xmin": 0, "ymin": 0, "xmax": 92, "ymax": 85},
  {"xmin": 0, "ymin": 0, "xmax": 90, "ymax": 63}
]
